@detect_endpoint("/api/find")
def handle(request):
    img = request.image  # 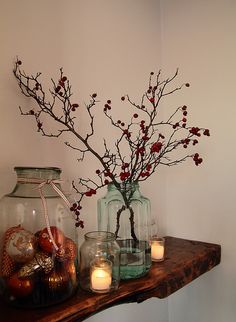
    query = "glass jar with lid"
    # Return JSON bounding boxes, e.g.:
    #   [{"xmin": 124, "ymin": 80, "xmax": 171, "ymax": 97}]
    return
[{"xmin": 0, "ymin": 167, "xmax": 78, "ymax": 308}]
